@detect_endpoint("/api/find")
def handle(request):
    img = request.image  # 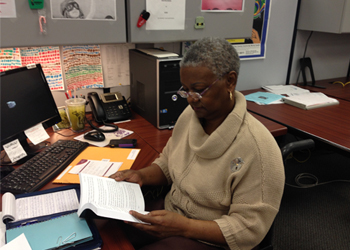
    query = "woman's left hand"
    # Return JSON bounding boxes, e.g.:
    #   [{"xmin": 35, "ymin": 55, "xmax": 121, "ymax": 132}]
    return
[{"xmin": 127, "ymin": 210, "xmax": 191, "ymax": 238}]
